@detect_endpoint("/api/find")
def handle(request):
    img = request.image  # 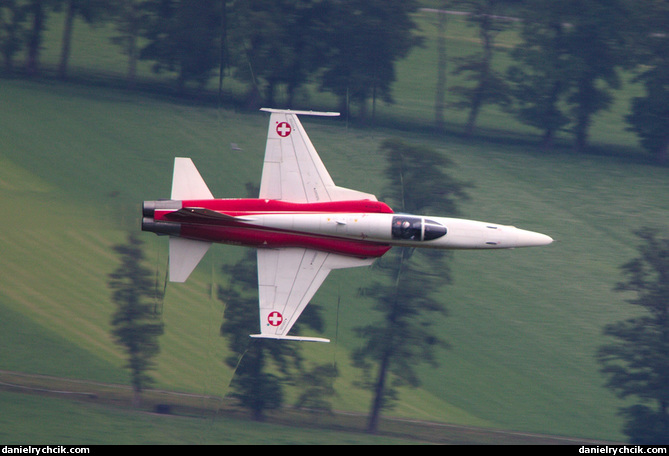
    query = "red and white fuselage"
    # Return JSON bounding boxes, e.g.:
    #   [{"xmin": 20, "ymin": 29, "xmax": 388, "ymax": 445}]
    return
[{"xmin": 142, "ymin": 197, "xmax": 553, "ymax": 259}]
